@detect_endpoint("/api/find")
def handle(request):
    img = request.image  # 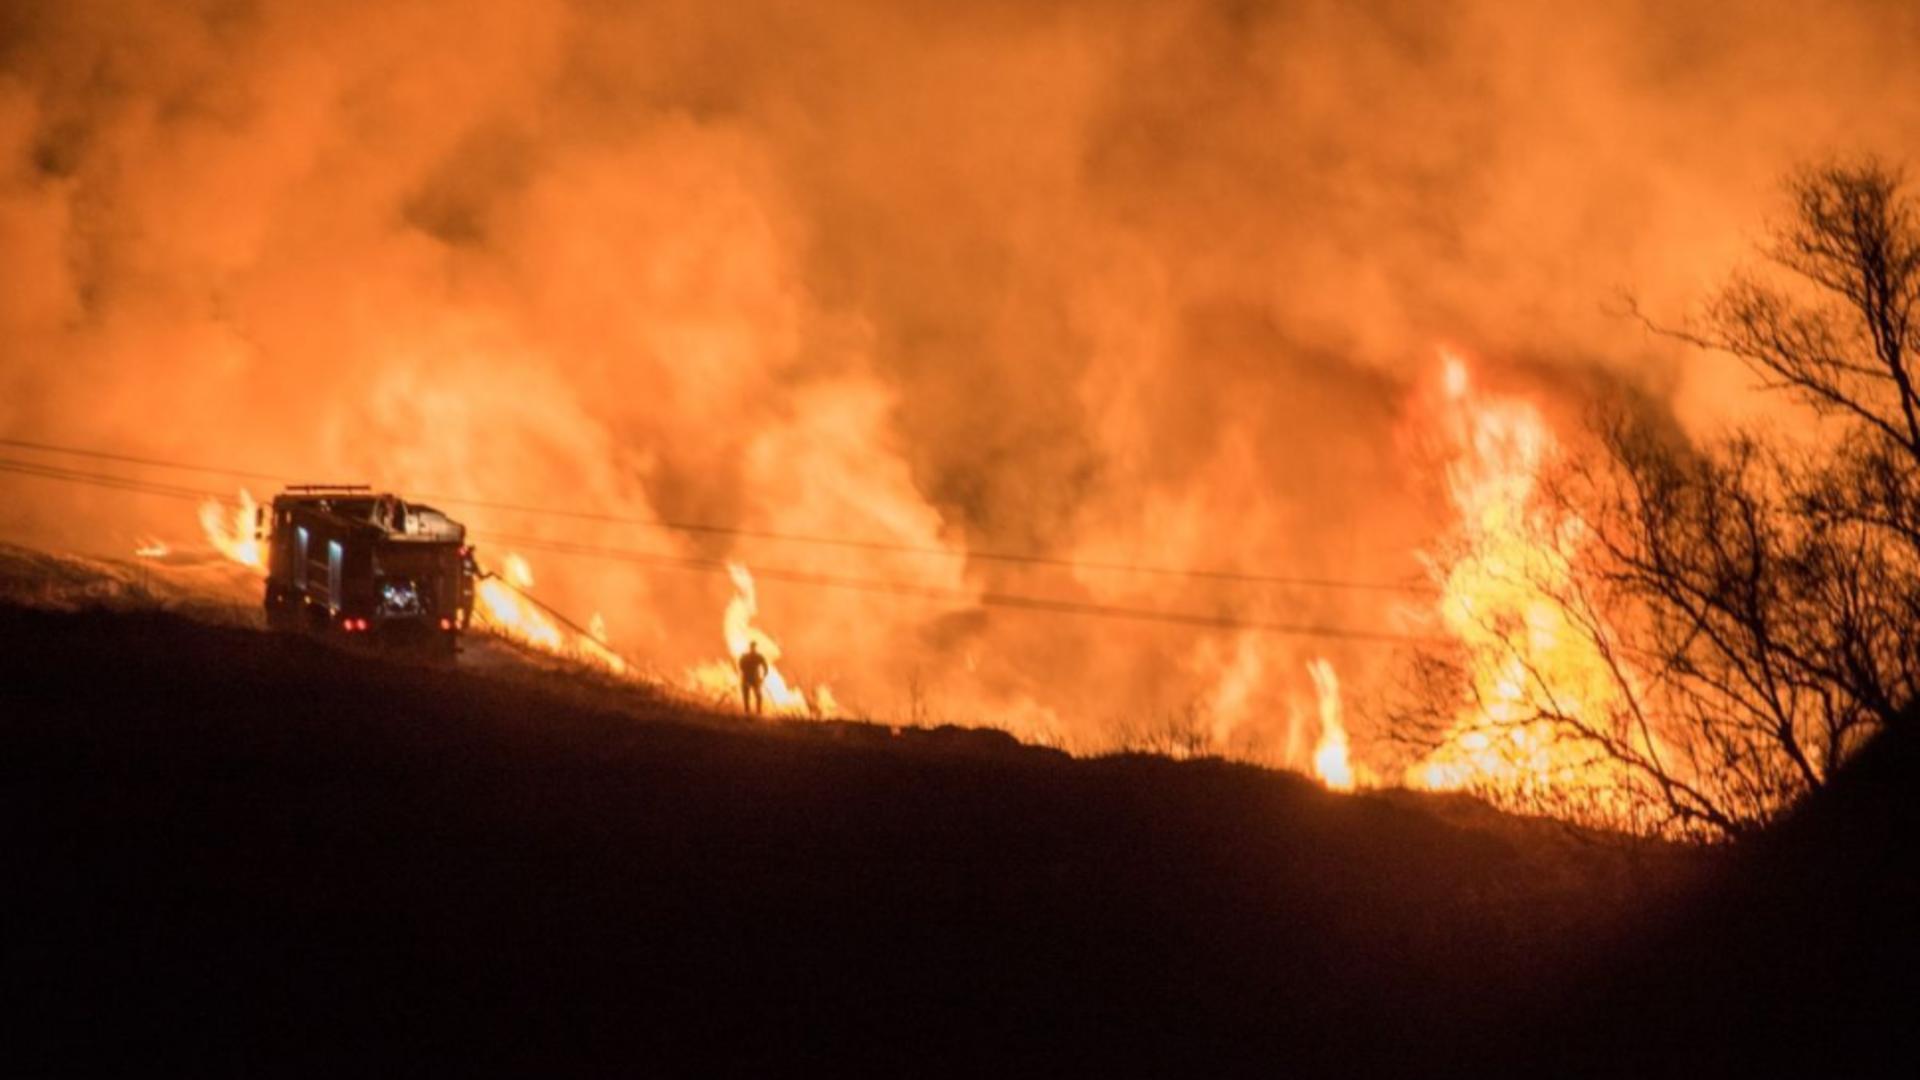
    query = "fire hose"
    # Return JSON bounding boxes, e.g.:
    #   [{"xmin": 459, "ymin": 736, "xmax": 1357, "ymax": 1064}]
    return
[{"xmin": 471, "ymin": 566, "xmax": 640, "ymax": 674}]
